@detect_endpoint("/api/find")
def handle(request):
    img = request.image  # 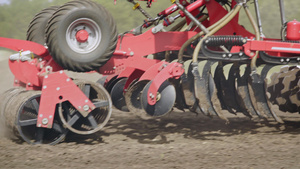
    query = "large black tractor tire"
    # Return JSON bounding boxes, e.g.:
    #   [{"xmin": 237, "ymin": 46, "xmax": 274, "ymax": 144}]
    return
[
  {"xmin": 45, "ymin": 0, "xmax": 118, "ymax": 72},
  {"xmin": 26, "ymin": 6, "xmax": 59, "ymax": 45}
]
